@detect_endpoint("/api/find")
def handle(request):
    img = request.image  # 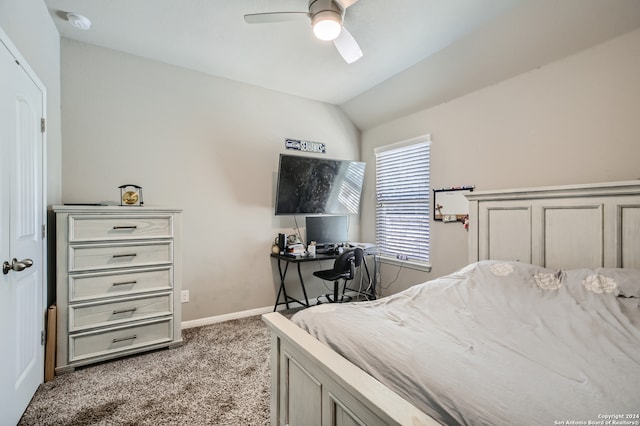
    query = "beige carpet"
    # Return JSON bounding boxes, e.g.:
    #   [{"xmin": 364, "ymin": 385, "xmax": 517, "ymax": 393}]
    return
[{"xmin": 19, "ymin": 316, "xmax": 272, "ymax": 425}]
